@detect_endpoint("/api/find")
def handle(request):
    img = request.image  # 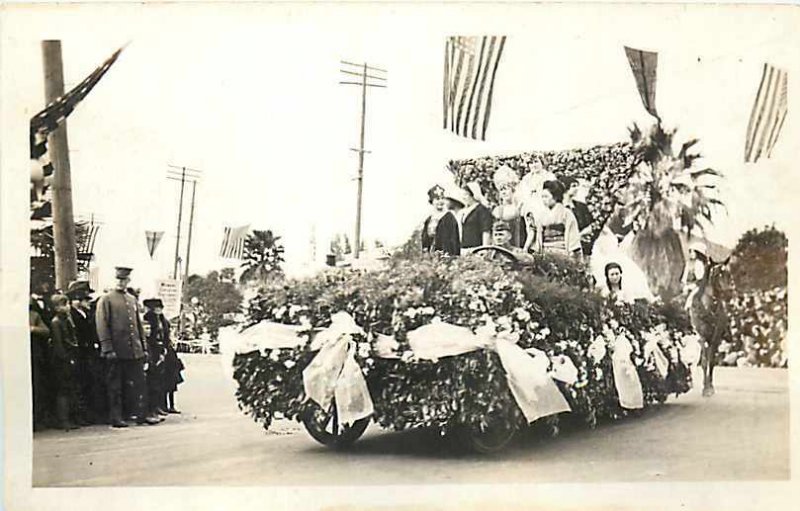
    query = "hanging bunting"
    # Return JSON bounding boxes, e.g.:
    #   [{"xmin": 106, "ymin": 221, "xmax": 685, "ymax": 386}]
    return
[
  {"xmin": 443, "ymin": 35, "xmax": 507, "ymax": 141},
  {"xmin": 744, "ymin": 63, "xmax": 788, "ymax": 163},
  {"xmin": 145, "ymin": 230, "xmax": 164, "ymax": 258},
  {"xmin": 624, "ymin": 46, "xmax": 660, "ymax": 121}
]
